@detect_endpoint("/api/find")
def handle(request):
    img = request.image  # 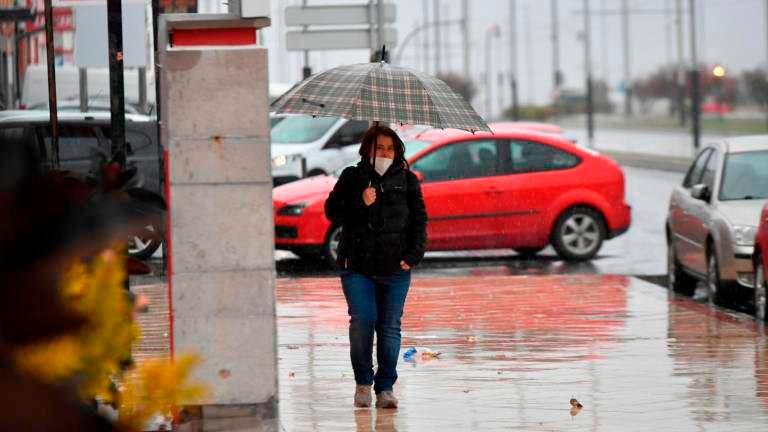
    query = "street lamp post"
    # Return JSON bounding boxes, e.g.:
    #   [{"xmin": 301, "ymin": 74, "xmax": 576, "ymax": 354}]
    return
[
  {"xmin": 485, "ymin": 25, "xmax": 499, "ymax": 121},
  {"xmin": 689, "ymin": 0, "xmax": 701, "ymax": 150},
  {"xmin": 584, "ymin": 0, "xmax": 594, "ymax": 144},
  {"xmin": 510, "ymin": 0, "xmax": 520, "ymax": 120}
]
